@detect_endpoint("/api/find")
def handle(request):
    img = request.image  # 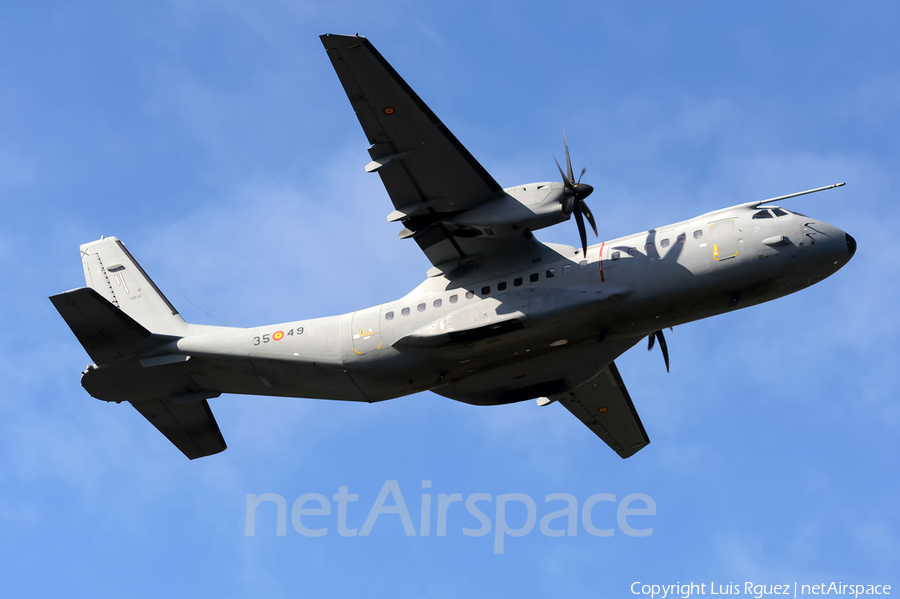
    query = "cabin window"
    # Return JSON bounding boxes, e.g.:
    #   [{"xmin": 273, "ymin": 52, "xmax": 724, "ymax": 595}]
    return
[
  {"xmin": 660, "ymin": 238, "xmax": 670, "ymax": 249},
  {"xmin": 611, "ymin": 251, "xmax": 620, "ymax": 260},
  {"xmin": 385, "ymin": 311, "xmax": 394, "ymax": 321},
  {"xmin": 693, "ymin": 230, "xmax": 703, "ymax": 239},
  {"xmin": 449, "ymin": 294, "xmax": 458, "ymax": 304},
  {"xmin": 627, "ymin": 248, "xmax": 637, "ymax": 257},
  {"xmin": 677, "ymin": 233, "xmax": 686, "ymax": 244},
  {"xmin": 514, "ymin": 277, "xmax": 523, "ymax": 286},
  {"xmin": 644, "ymin": 243, "xmax": 654, "ymax": 254},
  {"xmin": 530, "ymin": 273, "xmax": 539, "ymax": 282},
  {"xmin": 417, "ymin": 303, "xmax": 426, "ymax": 312},
  {"xmin": 401, "ymin": 307, "xmax": 410, "ymax": 317},
  {"xmin": 433, "ymin": 299, "xmax": 442, "ymax": 308},
  {"xmin": 466, "ymin": 291, "xmax": 475, "ymax": 300},
  {"xmin": 497, "ymin": 281, "xmax": 507, "ymax": 291},
  {"xmin": 562, "ymin": 265, "xmax": 572, "ymax": 274},
  {"xmin": 772, "ymin": 208, "xmax": 788, "ymax": 217},
  {"xmin": 579, "ymin": 260, "xmax": 588, "ymax": 269},
  {"xmin": 481, "ymin": 286, "xmax": 490, "ymax": 295},
  {"xmin": 546, "ymin": 268, "xmax": 556, "ymax": 278},
  {"xmin": 752, "ymin": 210, "xmax": 773, "ymax": 219}
]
